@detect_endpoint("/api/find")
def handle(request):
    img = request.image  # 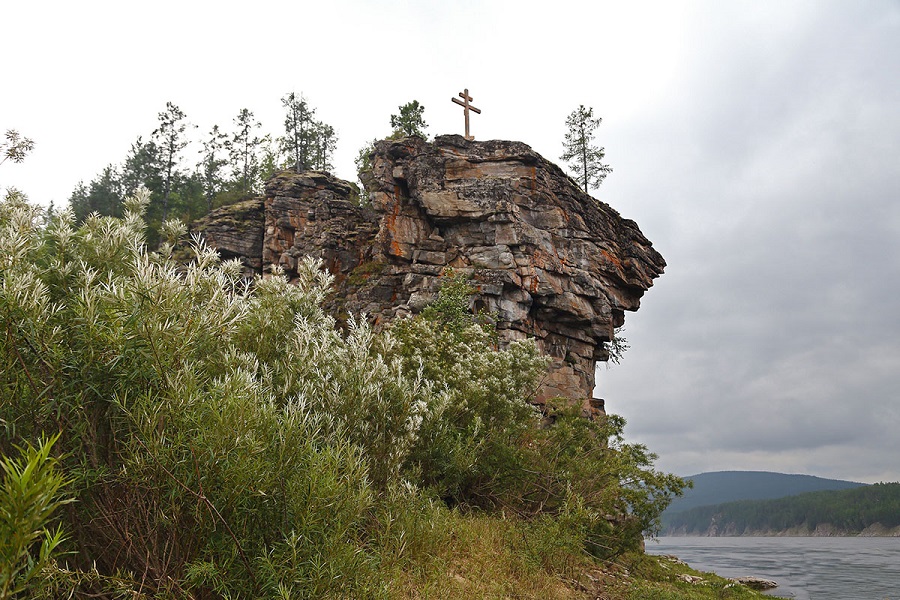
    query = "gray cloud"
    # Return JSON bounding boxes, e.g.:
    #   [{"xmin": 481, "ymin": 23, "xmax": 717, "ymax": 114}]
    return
[{"xmin": 603, "ymin": 2, "xmax": 900, "ymax": 483}]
